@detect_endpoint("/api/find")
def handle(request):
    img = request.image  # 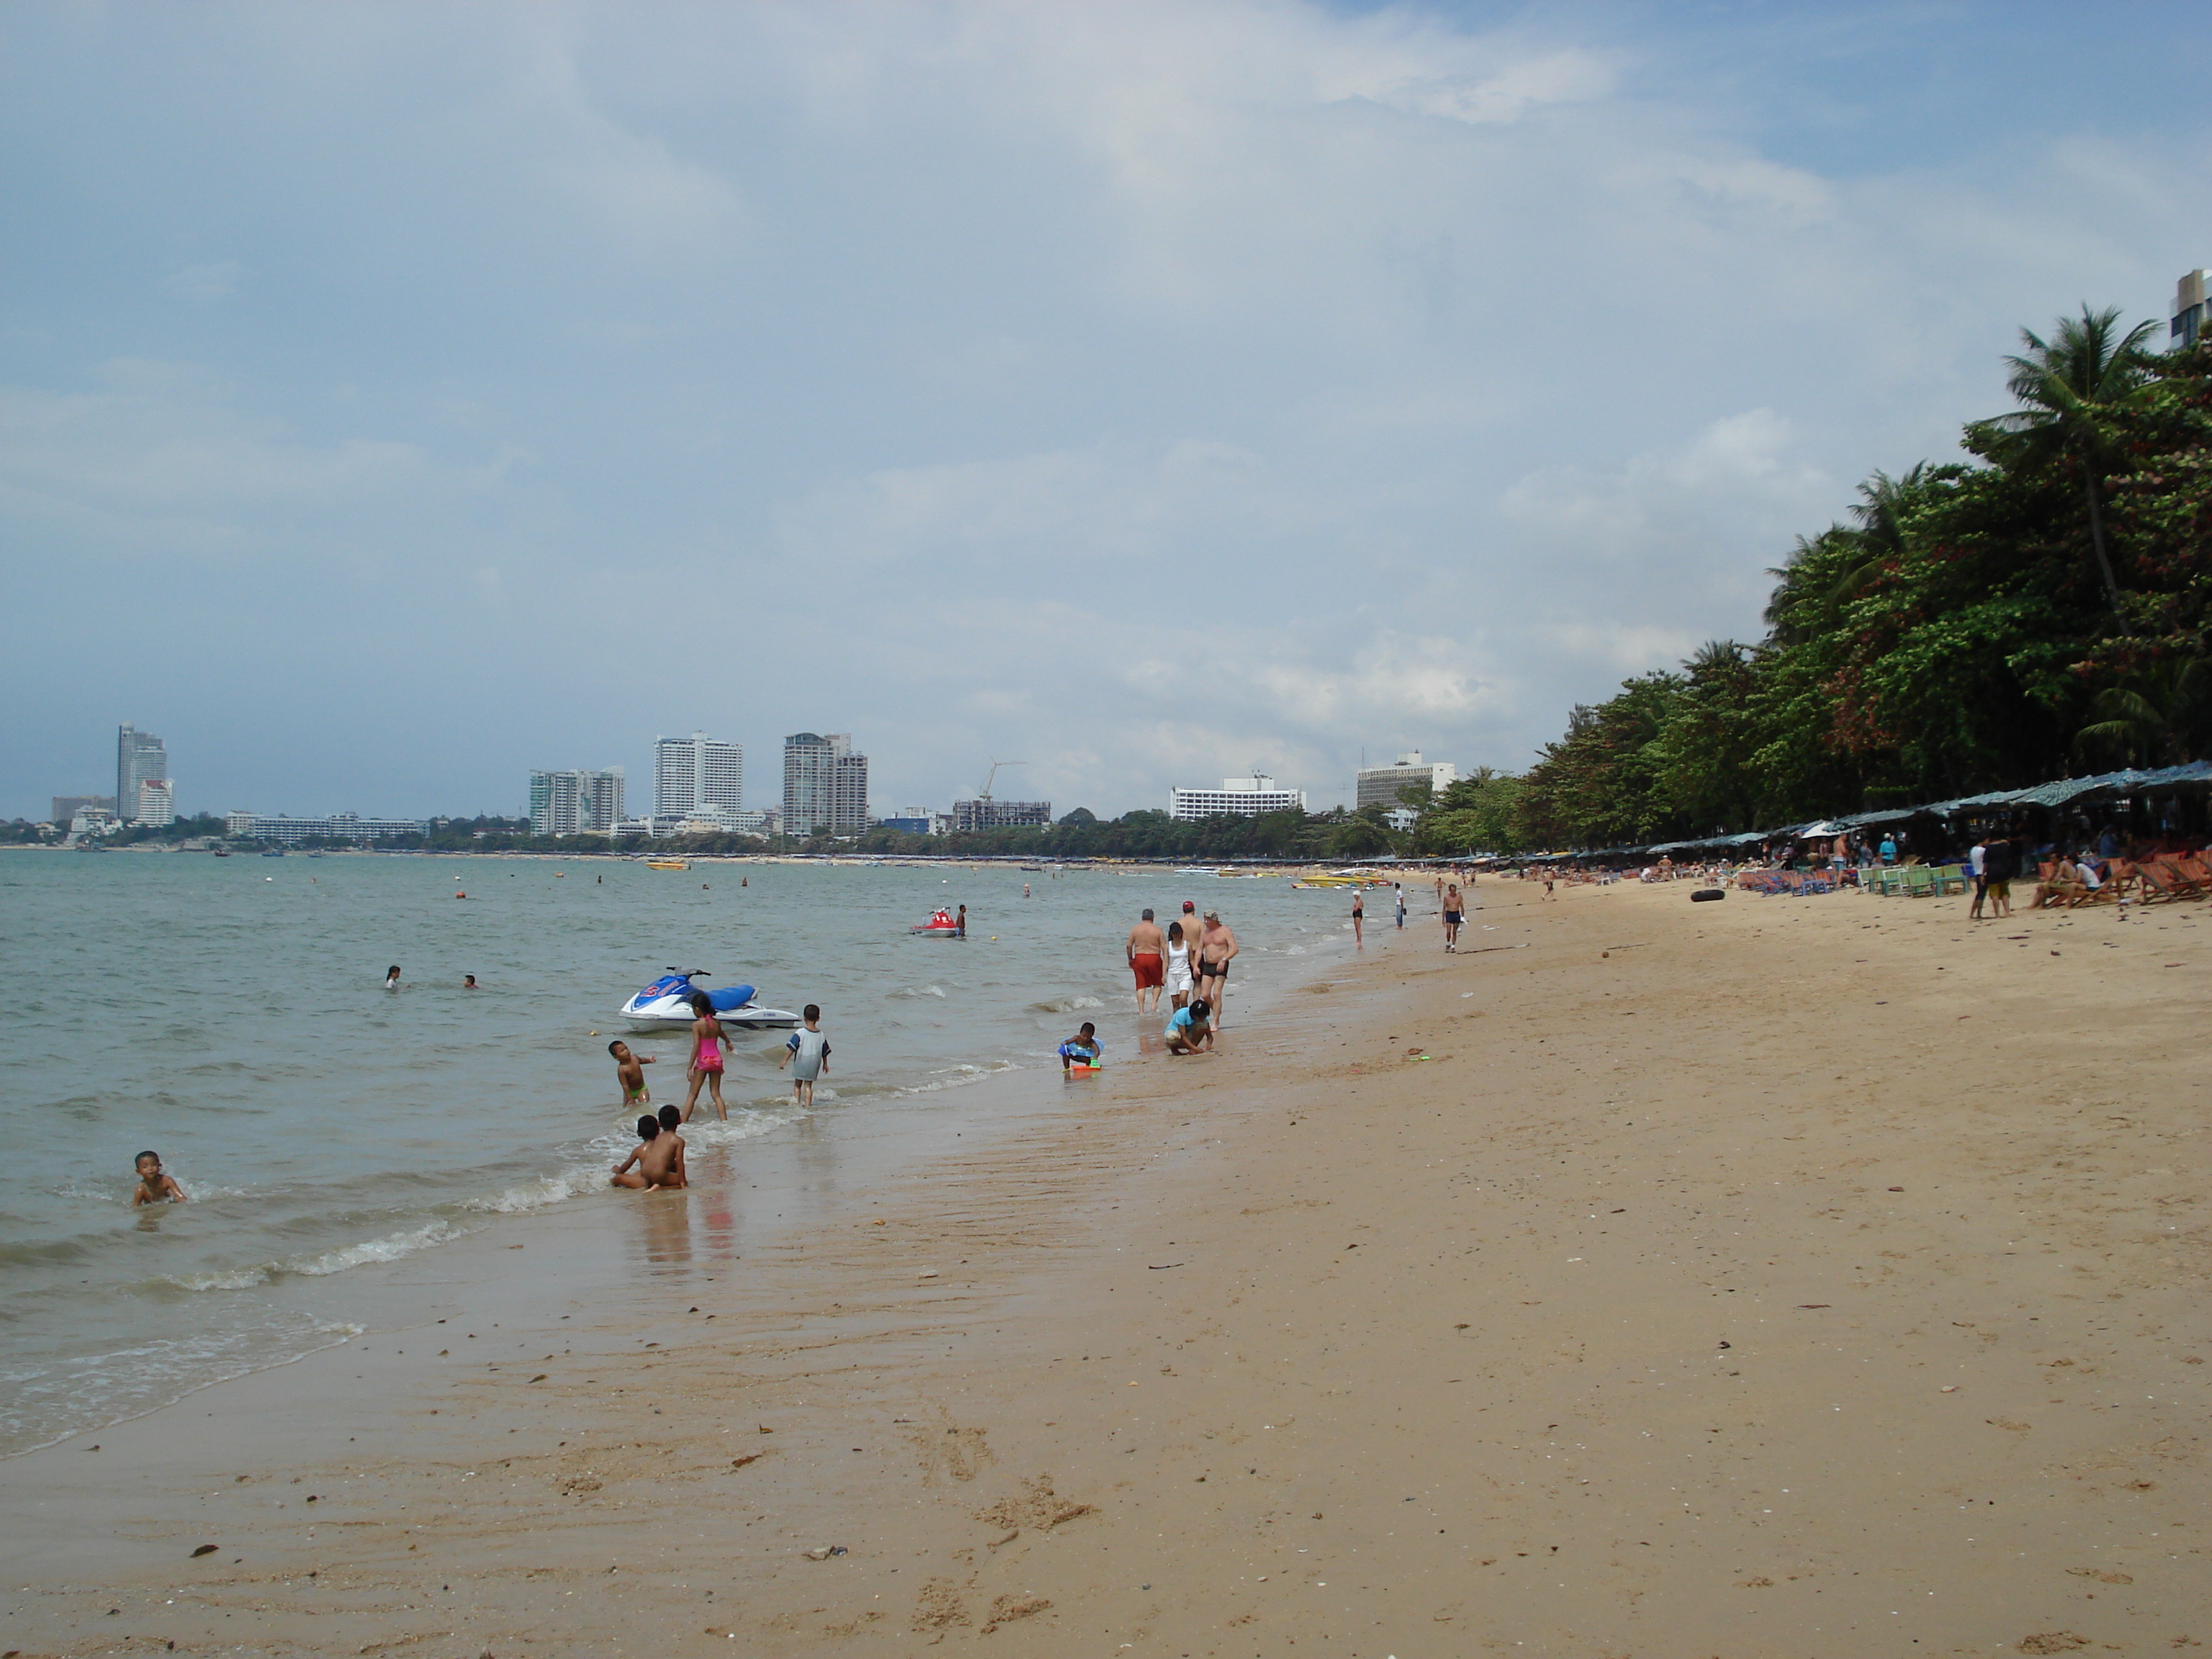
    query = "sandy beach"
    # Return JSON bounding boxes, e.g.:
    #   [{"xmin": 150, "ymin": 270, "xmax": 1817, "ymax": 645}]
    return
[{"xmin": 4, "ymin": 875, "xmax": 2206, "ymax": 1656}]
